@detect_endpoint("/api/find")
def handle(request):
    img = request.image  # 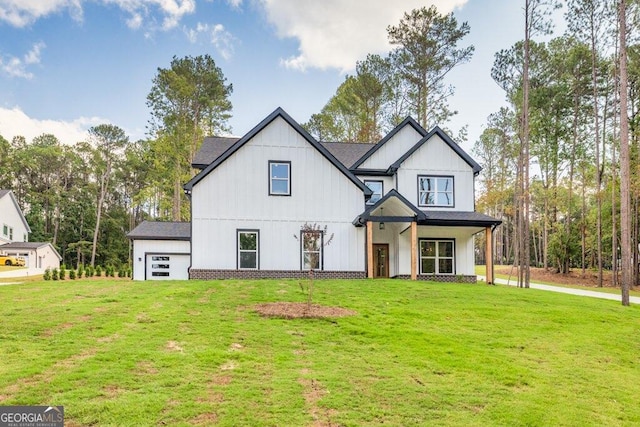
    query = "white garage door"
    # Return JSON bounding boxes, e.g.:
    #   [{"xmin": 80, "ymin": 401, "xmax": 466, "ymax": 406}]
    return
[{"xmin": 146, "ymin": 254, "xmax": 190, "ymax": 280}]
